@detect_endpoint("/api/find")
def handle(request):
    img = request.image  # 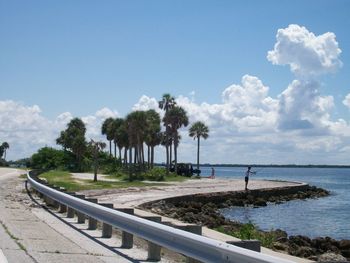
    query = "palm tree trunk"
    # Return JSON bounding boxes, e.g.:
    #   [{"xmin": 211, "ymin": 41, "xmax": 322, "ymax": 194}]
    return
[
  {"xmin": 169, "ymin": 143, "xmax": 172, "ymax": 169},
  {"xmin": 166, "ymin": 145, "xmax": 169, "ymax": 174},
  {"xmin": 129, "ymin": 147, "xmax": 133, "ymax": 180},
  {"xmin": 141, "ymin": 143, "xmax": 145, "ymax": 166},
  {"xmin": 151, "ymin": 146, "xmax": 154, "ymax": 168},
  {"xmin": 174, "ymin": 144, "xmax": 178, "ymax": 174},
  {"xmin": 134, "ymin": 146, "xmax": 137, "ymax": 164},
  {"xmin": 119, "ymin": 148, "xmax": 122, "ymax": 161},
  {"xmin": 147, "ymin": 145, "xmax": 150, "ymax": 169},
  {"xmin": 109, "ymin": 140, "xmax": 112, "ymax": 157},
  {"xmin": 197, "ymin": 137, "xmax": 200, "ymax": 171},
  {"xmin": 124, "ymin": 147, "xmax": 128, "ymax": 165},
  {"xmin": 114, "ymin": 142, "xmax": 117, "ymax": 158}
]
